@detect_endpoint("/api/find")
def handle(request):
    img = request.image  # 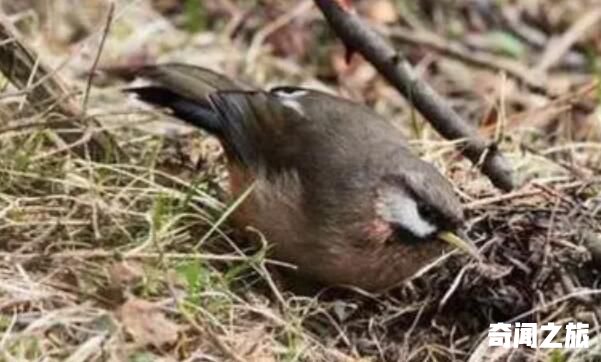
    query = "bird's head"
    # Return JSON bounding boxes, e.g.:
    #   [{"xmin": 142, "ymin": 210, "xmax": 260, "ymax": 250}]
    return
[{"xmin": 376, "ymin": 161, "xmax": 478, "ymax": 257}]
